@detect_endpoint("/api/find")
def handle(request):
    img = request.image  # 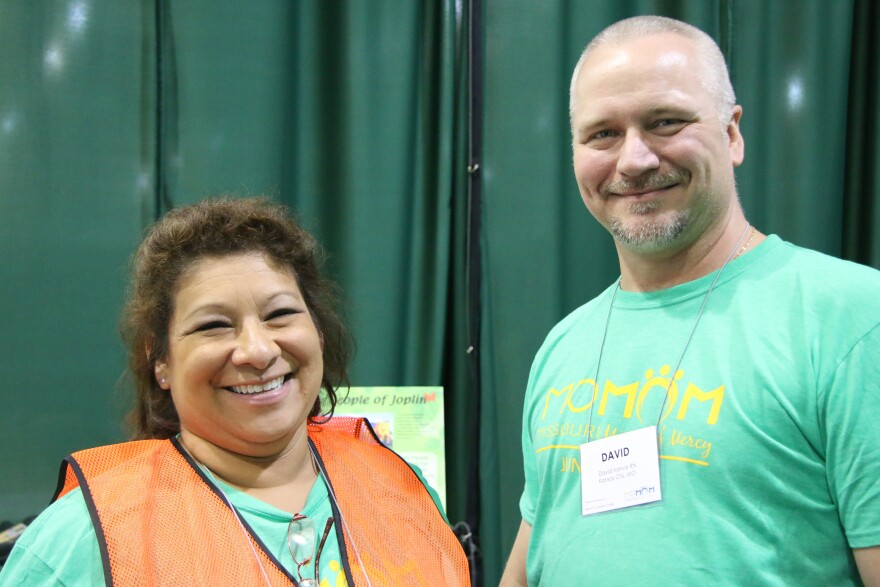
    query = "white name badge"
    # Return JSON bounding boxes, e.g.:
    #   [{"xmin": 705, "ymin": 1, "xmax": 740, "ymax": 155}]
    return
[{"xmin": 580, "ymin": 426, "xmax": 662, "ymax": 516}]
